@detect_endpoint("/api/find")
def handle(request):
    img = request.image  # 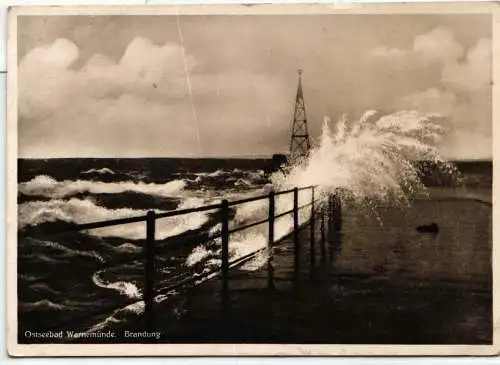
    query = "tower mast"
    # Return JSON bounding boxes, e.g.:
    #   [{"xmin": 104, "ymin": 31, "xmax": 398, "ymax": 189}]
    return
[{"xmin": 289, "ymin": 69, "xmax": 311, "ymax": 164}]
